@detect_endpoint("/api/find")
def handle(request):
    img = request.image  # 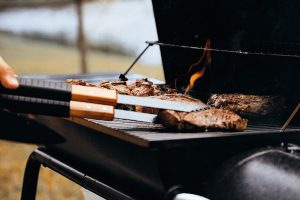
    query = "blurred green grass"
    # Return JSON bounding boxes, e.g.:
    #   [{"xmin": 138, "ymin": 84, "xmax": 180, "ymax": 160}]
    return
[
  {"xmin": 0, "ymin": 32, "xmax": 165, "ymax": 80},
  {"xmin": 0, "ymin": 32, "xmax": 164, "ymax": 200}
]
